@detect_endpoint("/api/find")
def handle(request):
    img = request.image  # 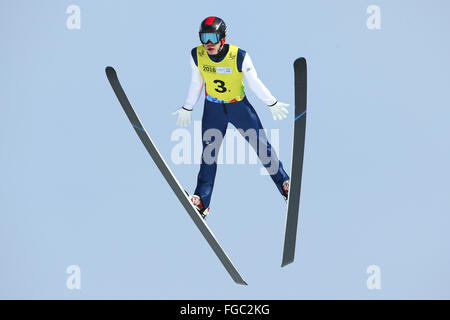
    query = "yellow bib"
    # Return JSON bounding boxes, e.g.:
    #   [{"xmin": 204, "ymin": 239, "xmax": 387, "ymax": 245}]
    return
[{"xmin": 197, "ymin": 44, "xmax": 245, "ymax": 103}]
